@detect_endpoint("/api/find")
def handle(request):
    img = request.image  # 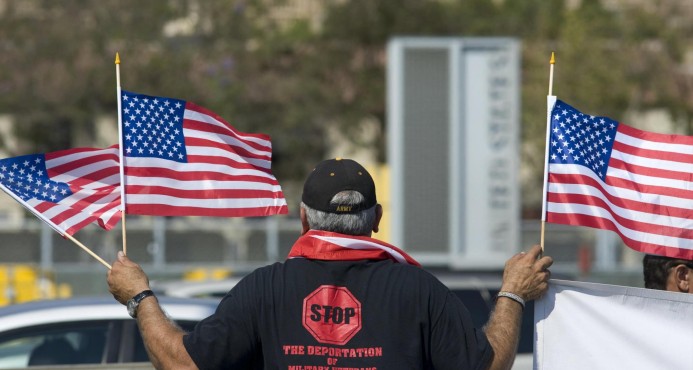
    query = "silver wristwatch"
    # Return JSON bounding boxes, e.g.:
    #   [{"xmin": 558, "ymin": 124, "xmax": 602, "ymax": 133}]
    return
[{"xmin": 127, "ymin": 290, "xmax": 155, "ymax": 318}]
